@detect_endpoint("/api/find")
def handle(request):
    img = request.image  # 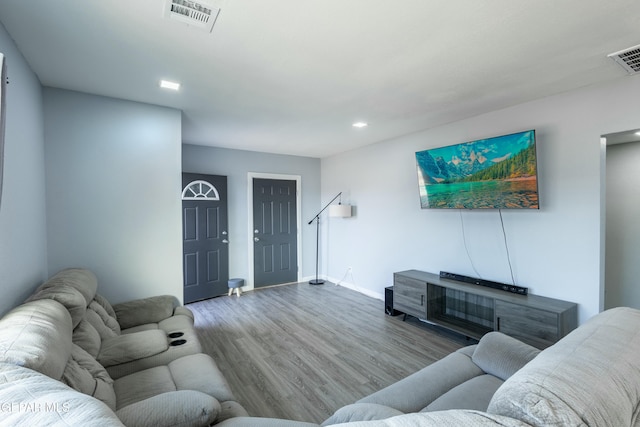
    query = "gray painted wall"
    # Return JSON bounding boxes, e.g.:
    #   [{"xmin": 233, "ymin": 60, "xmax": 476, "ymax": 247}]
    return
[
  {"xmin": 1, "ymin": 18, "xmax": 638, "ymax": 325},
  {"xmin": 44, "ymin": 89, "xmax": 183, "ymax": 304},
  {"xmin": 182, "ymin": 144, "xmax": 321, "ymax": 288},
  {"xmin": 321, "ymin": 76, "xmax": 640, "ymax": 324},
  {"xmin": 0, "ymin": 23, "xmax": 48, "ymax": 315},
  {"xmin": 605, "ymin": 141, "xmax": 640, "ymax": 309}
]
